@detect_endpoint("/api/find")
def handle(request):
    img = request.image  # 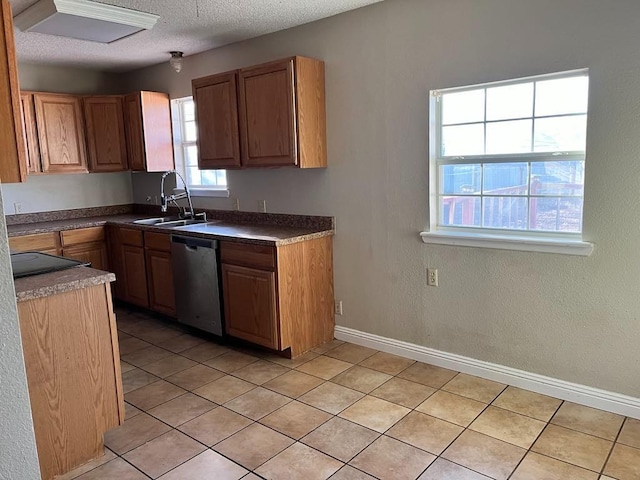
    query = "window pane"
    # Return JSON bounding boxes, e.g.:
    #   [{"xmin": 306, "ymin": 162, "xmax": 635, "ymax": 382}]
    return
[
  {"xmin": 187, "ymin": 167, "xmax": 201, "ymax": 186},
  {"xmin": 184, "ymin": 145, "xmax": 198, "ymax": 167},
  {"xmin": 183, "ymin": 101, "xmax": 195, "ymax": 122},
  {"xmin": 530, "ymin": 161, "xmax": 584, "ymax": 196},
  {"xmin": 201, "ymin": 170, "xmax": 219, "ymax": 186},
  {"xmin": 486, "ymin": 119, "xmax": 532, "ymax": 154},
  {"xmin": 440, "ymin": 196, "xmax": 481, "ymax": 227},
  {"xmin": 483, "ymin": 163, "xmax": 529, "ymax": 195},
  {"xmin": 442, "ymin": 124, "xmax": 484, "ymax": 156},
  {"xmin": 529, "ymin": 197, "xmax": 583, "ymax": 232},
  {"xmin": 442, "ymin": 90, "xmax": 485, "ymax": 125},
  {"xmin": 184, "ymin": 121, "xmax": 197, "ymax": 142},
  {"xmin": 535, "ymin": 76, "xmax": 589, "ymax": 116},
  {"xmin": 216, "ymin": 170, "xmax": 227, "ymax": 185},
  {"xmin": 486, "ymin": 83, "xmax": 534, "ymax": 121},
  {"xmin": 441, "ymin": 164, "xmax": 481, "ymax": 194},
  {"xmin": 483, "ymin": 196, "xmax": 528, "ymax": 230},
  {"xmin": 534, "ymin": 115, "xmax": 587, "ymax": 152}
]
